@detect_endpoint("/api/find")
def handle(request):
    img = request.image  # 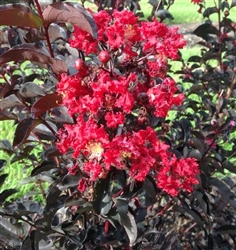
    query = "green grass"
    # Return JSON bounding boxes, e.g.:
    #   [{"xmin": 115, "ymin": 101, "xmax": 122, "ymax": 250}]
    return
[
  {"xmin": 81, "ymin": 0, "xmax": 236, "ymax": 23},
  {"xmin": 0, "ymin": 121, "xmax": 45, "ymax": 201}
]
